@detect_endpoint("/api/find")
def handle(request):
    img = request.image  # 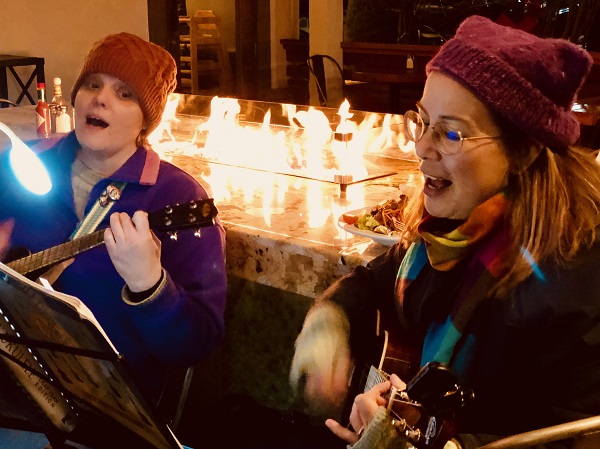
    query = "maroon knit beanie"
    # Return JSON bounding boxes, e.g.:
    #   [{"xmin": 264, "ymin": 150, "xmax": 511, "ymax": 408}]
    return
[
  {"xmin": 71, "ymin": 32, "xmax": 177, "ymax": 134},
  {"xmin": 426, "ymin": 15, "xmax": 592, "ymax": 150}
]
